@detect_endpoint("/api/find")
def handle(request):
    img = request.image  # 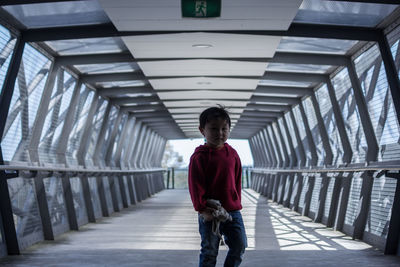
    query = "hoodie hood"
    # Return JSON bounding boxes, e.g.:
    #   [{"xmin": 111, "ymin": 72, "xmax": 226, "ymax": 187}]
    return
[{"xmin": 194, "ymin": 142, "xmax": 231, "ymax": 156}]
